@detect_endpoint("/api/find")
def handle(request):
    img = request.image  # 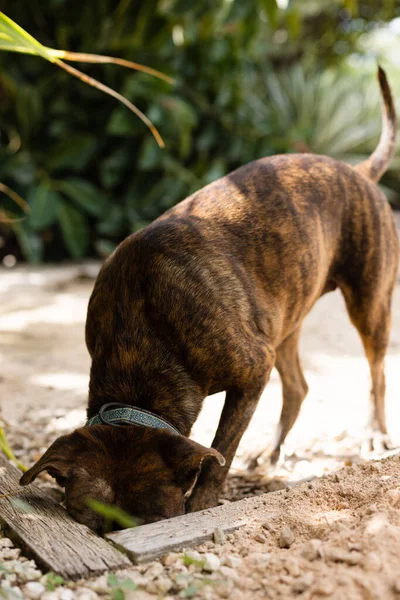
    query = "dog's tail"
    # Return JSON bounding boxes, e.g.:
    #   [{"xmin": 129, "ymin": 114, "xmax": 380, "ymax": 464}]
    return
[{"xmin": 355, "ymin": 67, "xmax": 397, "ymax": 183}]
